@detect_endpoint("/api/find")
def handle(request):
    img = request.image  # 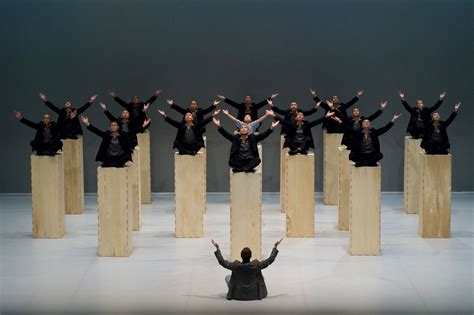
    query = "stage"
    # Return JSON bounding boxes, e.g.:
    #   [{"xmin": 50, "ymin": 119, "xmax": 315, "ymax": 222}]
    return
[{"xmin": 0, "ymin": 193, "xmax": 472, "ymax": 314}]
